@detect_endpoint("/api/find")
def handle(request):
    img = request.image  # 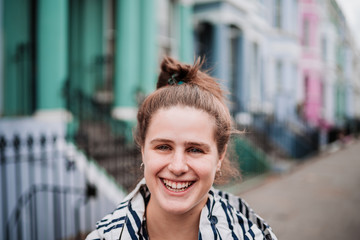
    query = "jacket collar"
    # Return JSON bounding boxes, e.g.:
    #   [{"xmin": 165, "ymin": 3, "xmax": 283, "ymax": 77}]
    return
[{"xmin": 111, "ymin": 179, "xmax": 236, "ymax": 239}]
